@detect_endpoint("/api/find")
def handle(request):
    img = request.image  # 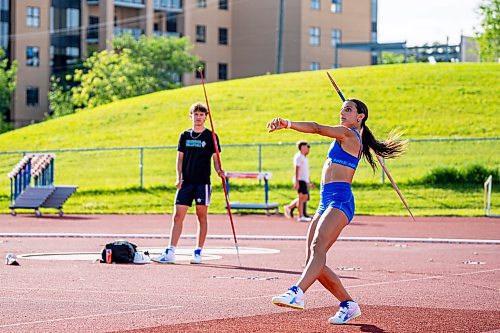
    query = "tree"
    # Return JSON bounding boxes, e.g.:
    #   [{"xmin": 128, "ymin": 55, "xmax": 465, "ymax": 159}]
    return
[
  {"xmin": 476, "ymin": 0, "xmax": 500, "ymax": 62},
  {"xmin": 111, "ymin": 34, "xmax": 199, "ymax": 91},
  {"xmin": 49, "ymin": 34, "xmax": 199, "ymax": 113},
  {"xmin": 0, "ymin": 48, "xmax": 17, "ymax": 133}
]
